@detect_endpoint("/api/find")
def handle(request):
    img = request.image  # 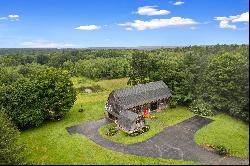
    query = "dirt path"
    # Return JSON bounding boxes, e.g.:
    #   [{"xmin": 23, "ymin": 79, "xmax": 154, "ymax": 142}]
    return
[{"xmin": 66, "ymin": 115, "xmax": 249, "ymax": 165}]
